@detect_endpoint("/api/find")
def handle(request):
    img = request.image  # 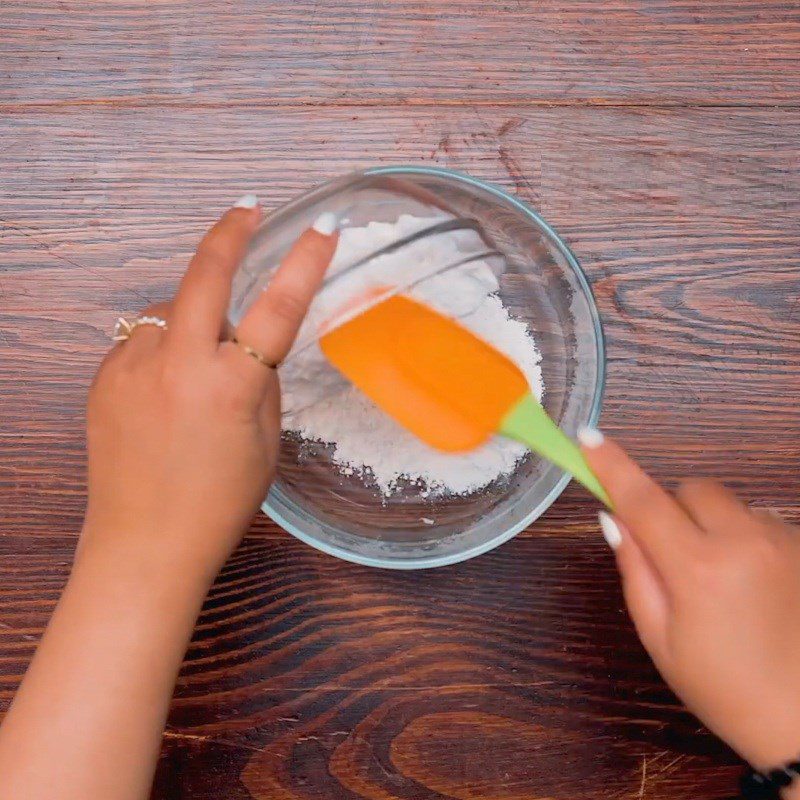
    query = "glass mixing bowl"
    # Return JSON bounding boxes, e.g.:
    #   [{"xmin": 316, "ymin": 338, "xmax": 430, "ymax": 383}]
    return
[{"xmin": 229, "ymin": 166, "xmax": 605, "ymax": 569}]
